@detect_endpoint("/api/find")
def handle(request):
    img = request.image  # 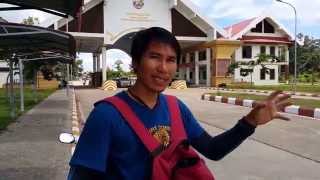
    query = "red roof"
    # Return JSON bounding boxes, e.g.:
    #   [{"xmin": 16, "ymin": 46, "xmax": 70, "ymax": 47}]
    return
[{"xmin": 224, "ymin": 18, "xmax": 256, "ymax": 37}]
